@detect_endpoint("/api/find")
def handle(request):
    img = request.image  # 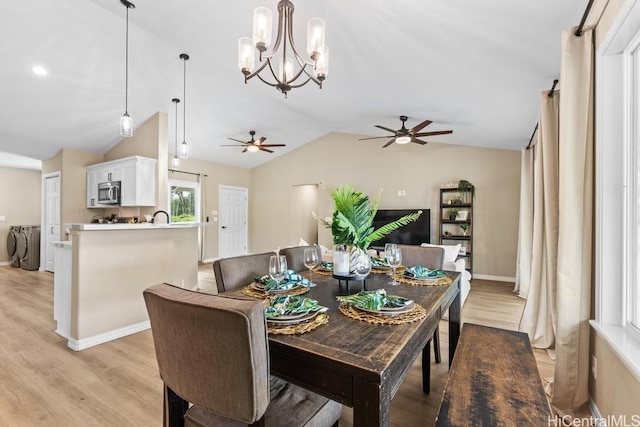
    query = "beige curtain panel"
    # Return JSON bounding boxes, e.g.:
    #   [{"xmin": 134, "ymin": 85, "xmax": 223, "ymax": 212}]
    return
[
  {"xmin": 519, "ymin": 89, "xmax": 559, "ymax": 350},
  {"xmin": 551, "ymin": 25, "xmax": 594, "ymax": 417},
  {"xmin": 515, "ymin": 146, "xmax": 534, "ymax": 298}
]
